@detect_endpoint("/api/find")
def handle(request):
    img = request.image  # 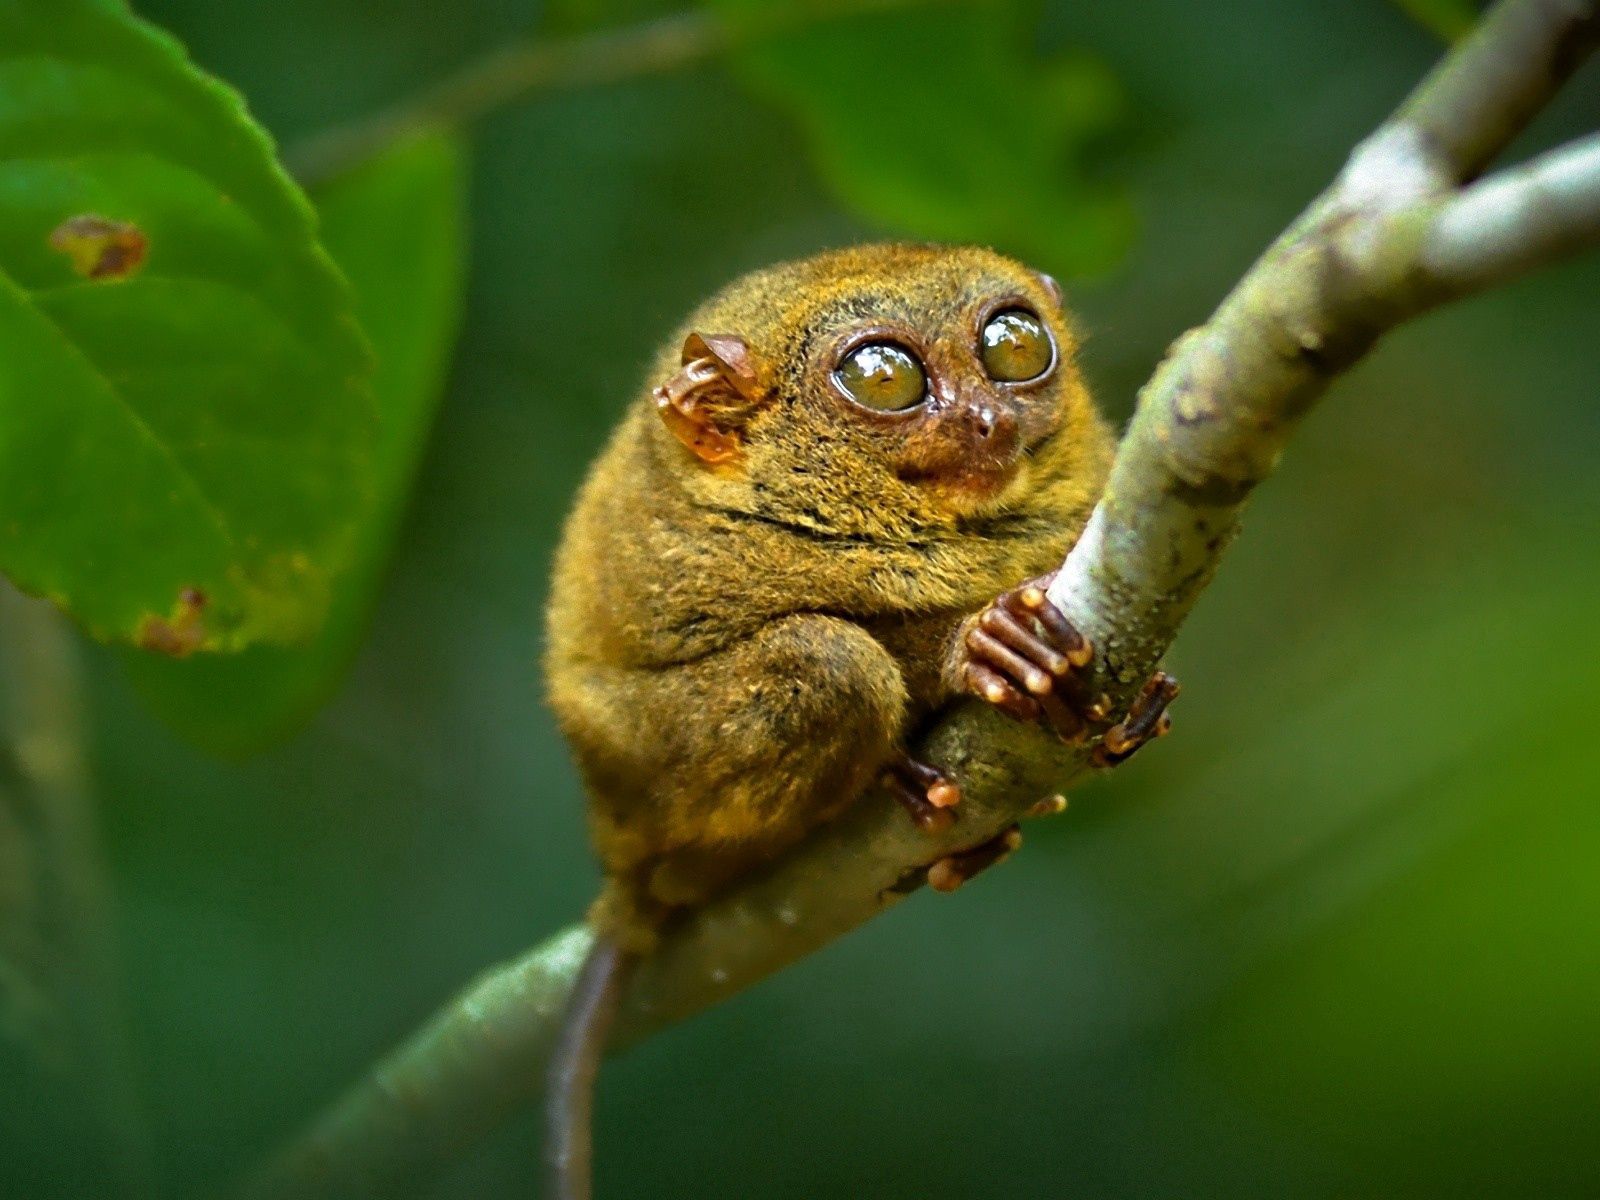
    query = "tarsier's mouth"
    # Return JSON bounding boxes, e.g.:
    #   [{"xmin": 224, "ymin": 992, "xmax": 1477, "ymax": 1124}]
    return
[
  {"xmin": 962, "ymin": 420, "xmax": 1062, "ymax": 495},
  {"xmin": 897, "ymin": 448, "xmax": 1025, "ymax": 497},
  {"xmin": 955, "ymin": 454, "xmax": 1028, "ymax": 495},
  {"xmin": 893, "ymin": 402, "xmax": 1036, "ymax": 495}
]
